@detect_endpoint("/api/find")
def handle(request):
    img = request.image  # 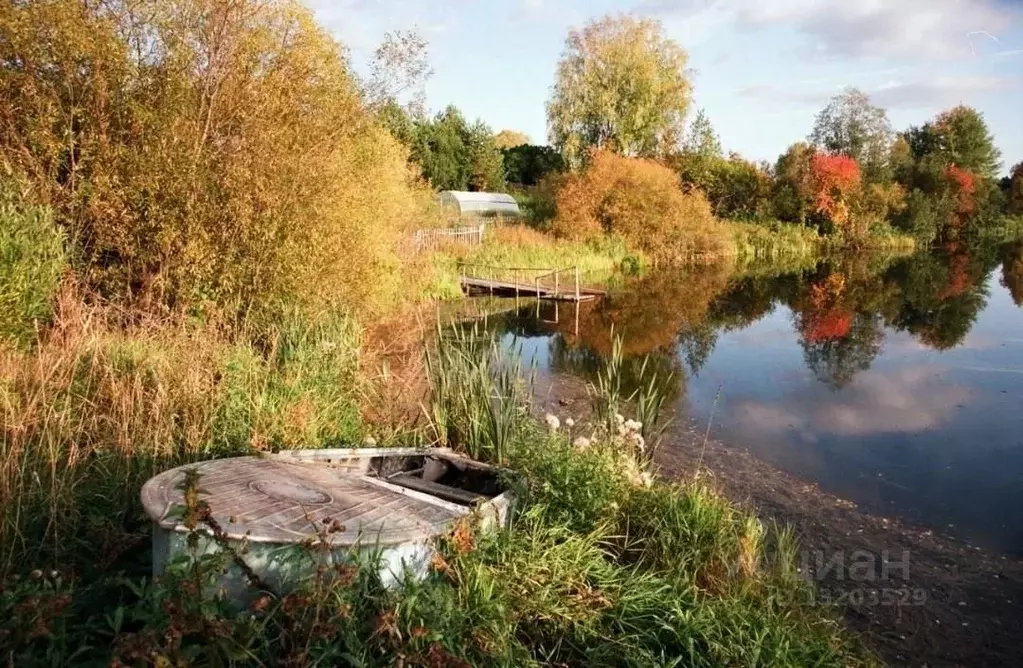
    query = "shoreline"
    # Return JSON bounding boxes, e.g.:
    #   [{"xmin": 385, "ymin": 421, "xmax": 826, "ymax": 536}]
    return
[{"xmin": 541, "ymin": 373, "xmax": 1023, "ymax": 668}]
